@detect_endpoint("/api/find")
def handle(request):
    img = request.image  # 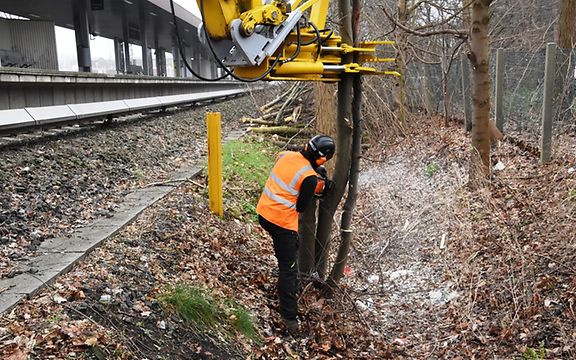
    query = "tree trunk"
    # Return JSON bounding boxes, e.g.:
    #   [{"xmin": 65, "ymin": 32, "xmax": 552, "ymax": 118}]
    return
[
  {"xmin": 315, "ymin": 0, "xmax": 354, "ymax": 280},
  {"xmin": 469, "ymin": 0, "xmax": 492, "ymax": 184},
  {"xmin": 442, "ymin": 39, "xmax": 450, "ymax": 126},
  {"xmin": 557, "ymin": 0, "xmax": 576, "ymax": 49},
  {"xmin": 393, "ymin": 0, "xmax": 408, "ymax": 121},
  {"xmin": 314, "ymin": 82, "xmax": 338, "ymax": 173},
  {"xmin": 328, "ymin": 74, "xmax": 362, "ymax": 287},
  {"xmin": 298, "ymin": 201, "xmax": 318, "ymax": 276},
  {"xmin": 327, "ymin": 0, "xmax": 363, "ymax": 287},
  {"xmin": 298, "ymin": 83, "xmax": 338, "ymax": 278},
  {"xmin": 315, "ymin": 78, "xmax": 353, "ymax": 280},
  {"xmin": 556, "ymin": 0, "xmax": 576, "ymax": 124}
]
